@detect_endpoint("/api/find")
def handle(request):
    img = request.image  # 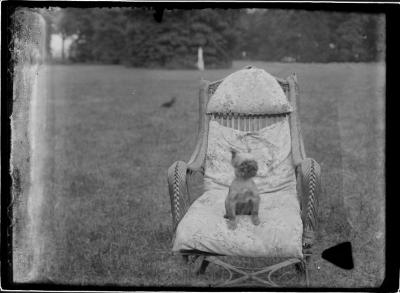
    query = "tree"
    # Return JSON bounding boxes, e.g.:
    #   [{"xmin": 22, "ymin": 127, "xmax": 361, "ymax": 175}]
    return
[
  {"xmin": 49, "ymin": 8, "xmax": 81, "ymax": 61},
  {"xmin": 51, "ymin": 8, "xmax": 384, "ymax": 65},
  {"xmin": 123, "ymin": 9, "xmax": 242, "ymax": 68}
]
